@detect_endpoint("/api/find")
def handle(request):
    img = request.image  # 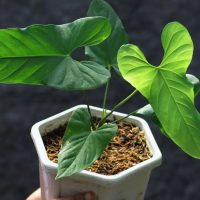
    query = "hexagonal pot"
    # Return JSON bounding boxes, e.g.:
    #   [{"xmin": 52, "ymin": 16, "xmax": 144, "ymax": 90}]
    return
[{"xmin": 31, "ymin": 105, "xmax": 162, "ymax": 200}]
